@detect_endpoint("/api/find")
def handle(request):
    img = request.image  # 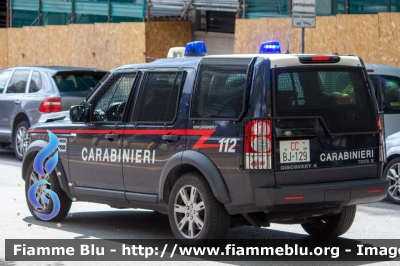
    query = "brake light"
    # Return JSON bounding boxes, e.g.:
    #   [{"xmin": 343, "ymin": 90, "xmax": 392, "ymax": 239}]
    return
[
  {"xmin": 367, "ymin": 69, "xmax": 374, "ymax": 73},
  {"xmin": 377, "ymin": 115, "xmax": 385, "ymax": 163},
  {"xmin": 39, "ymin": 97, "xmax": 62, "ymax": 113},
  {"xmin": 244, "ymin": 119, "xmax": 272, "ymax": 170},
  {"xmin": 311, "ymin": 57, "xmax": 331, "ymax": 61},
  {"xmin": 299, "ymin": 56, "xmax": 340, "ymax": 64}
]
